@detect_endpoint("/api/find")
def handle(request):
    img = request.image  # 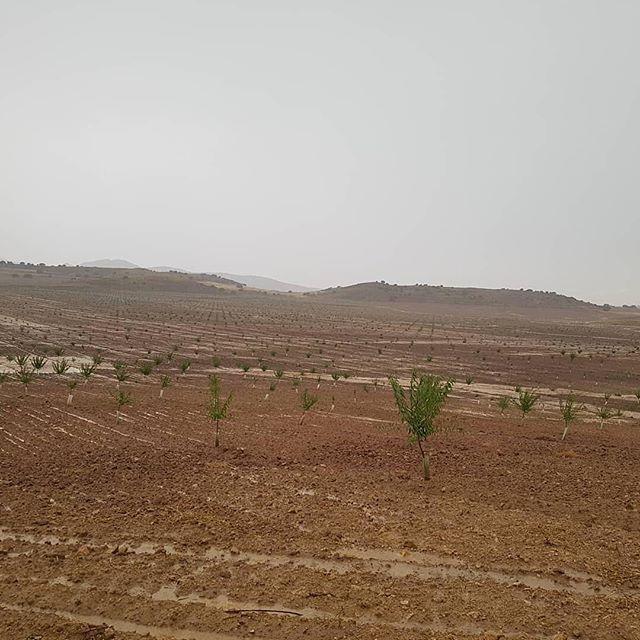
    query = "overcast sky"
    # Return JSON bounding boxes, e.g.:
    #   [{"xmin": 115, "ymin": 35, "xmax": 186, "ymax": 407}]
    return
[{"xmin": 1, "ymin": 1, "xmax": 638, "ymax": 304}]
